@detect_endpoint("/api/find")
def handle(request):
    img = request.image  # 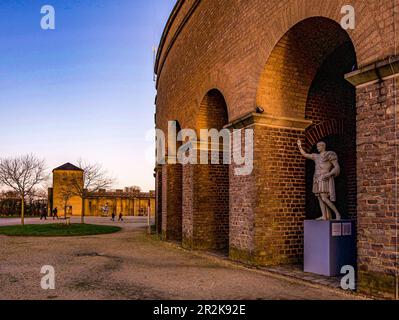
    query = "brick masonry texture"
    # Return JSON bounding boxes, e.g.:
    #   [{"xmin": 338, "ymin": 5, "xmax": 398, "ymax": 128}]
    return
[
  {"xmin": 161, "ymin": 164, "xmax": 183, "ymax": 241},
  {"xmin": 182, "ymin": 89, "xmax": 230, "ymax": 250},
  {"xmin": 356, "ymin": 78, "xmax": 398, "ymax": 299},
  {"xmin": 155, "ymin": 166, "xmax": 163, "ymax": 234},
  {"xmin": 155, "ymin": 0, "xmax": 399, "ymax": 299}
]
